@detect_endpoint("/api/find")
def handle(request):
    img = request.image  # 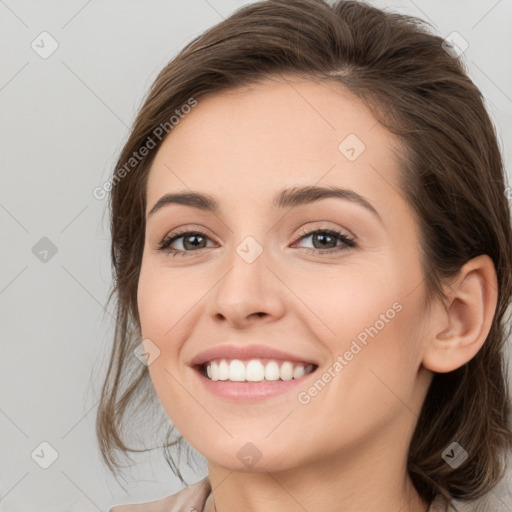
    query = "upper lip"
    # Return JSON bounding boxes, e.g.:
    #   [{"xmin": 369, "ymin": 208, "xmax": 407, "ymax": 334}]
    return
[{"xmin": 189, "ymin": 344, "xmax": 319, "ymax": 367}]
